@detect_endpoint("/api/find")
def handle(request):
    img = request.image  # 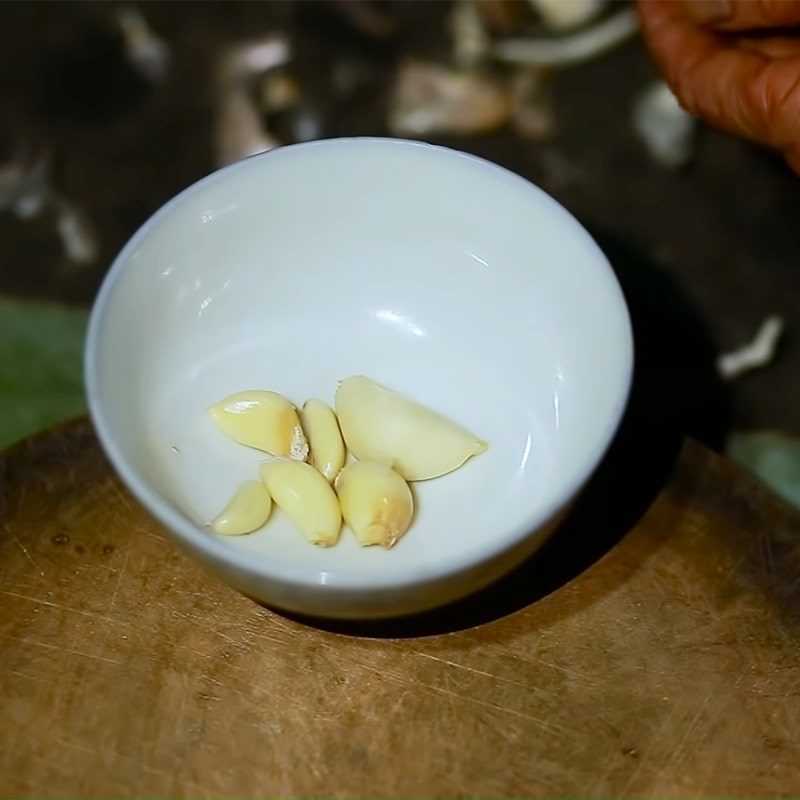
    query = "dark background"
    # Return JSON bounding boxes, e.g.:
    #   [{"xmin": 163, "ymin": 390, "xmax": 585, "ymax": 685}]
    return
[{"xmin": 1, "ymin": 0, "xmax": 797, "ymax": 439}]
